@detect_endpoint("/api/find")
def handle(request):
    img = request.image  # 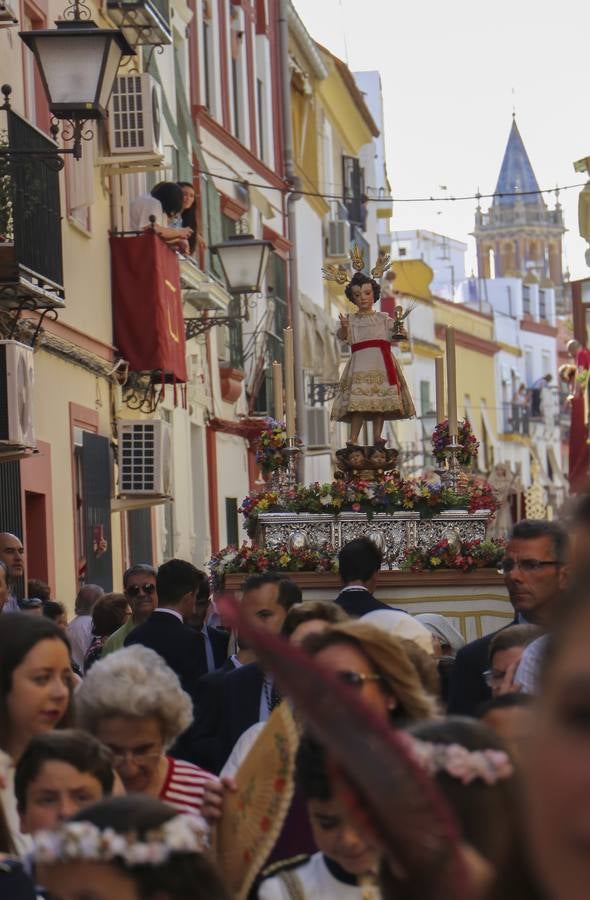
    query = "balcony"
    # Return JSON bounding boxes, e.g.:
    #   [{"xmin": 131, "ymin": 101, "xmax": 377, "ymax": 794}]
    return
[
  {"xmin": 106, "ymin": 0, "xmax": 172, "ymax": 46},
  {"xmin": 0, "ymin": 107, "xmax": 65, "ymax": 310},
  {"xmin": 501, "ymin": 388, "xmax": 564, "ymax": 438}
]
